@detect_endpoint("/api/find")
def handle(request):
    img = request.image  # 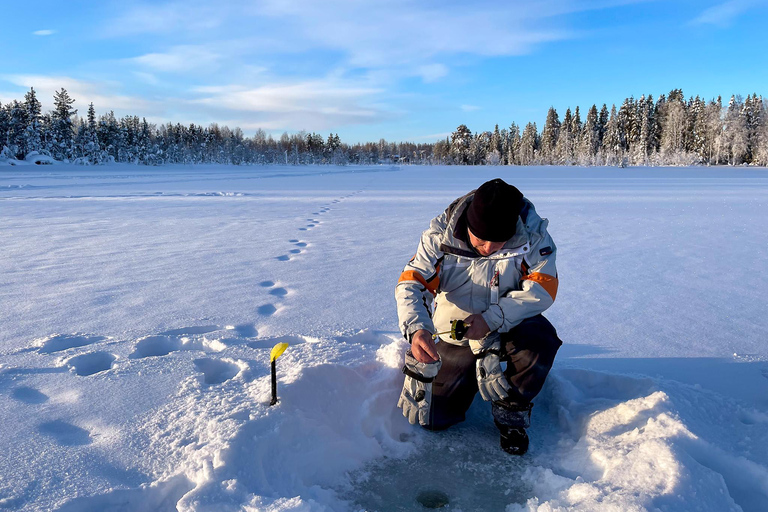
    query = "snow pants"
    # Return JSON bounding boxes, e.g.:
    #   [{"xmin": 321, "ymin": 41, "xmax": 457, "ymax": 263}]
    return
[{"xmin": 425, "ymin": 314, "xmax": 562, "ymax": 431}]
